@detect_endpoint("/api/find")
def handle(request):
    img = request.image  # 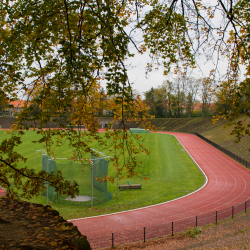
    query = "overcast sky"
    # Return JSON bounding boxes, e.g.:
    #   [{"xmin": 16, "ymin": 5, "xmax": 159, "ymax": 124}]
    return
[
  {"xmin": 110, "ymin": 1, "xmax": 247, "ymax": 98},
  {"xmin": 117, "ymin": 46, "xmax": 232, "ymax": 97}
]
